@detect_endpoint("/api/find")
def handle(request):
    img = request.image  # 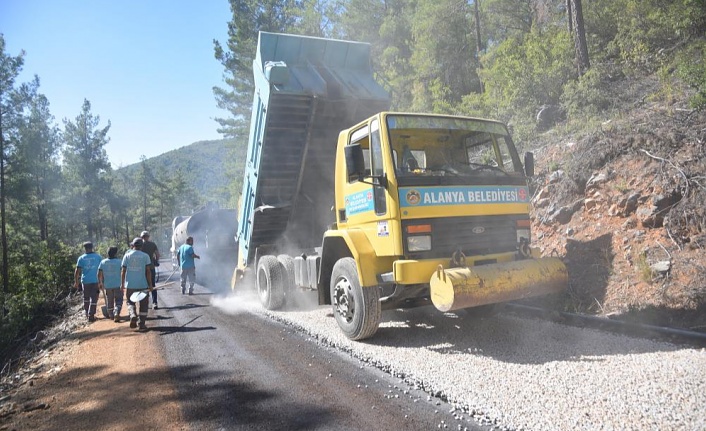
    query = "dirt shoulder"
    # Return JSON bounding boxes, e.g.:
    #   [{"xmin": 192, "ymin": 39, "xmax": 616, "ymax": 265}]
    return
[{"xmin": 1, "ymin": 306, "xmax": 184, "ymax": 431}]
